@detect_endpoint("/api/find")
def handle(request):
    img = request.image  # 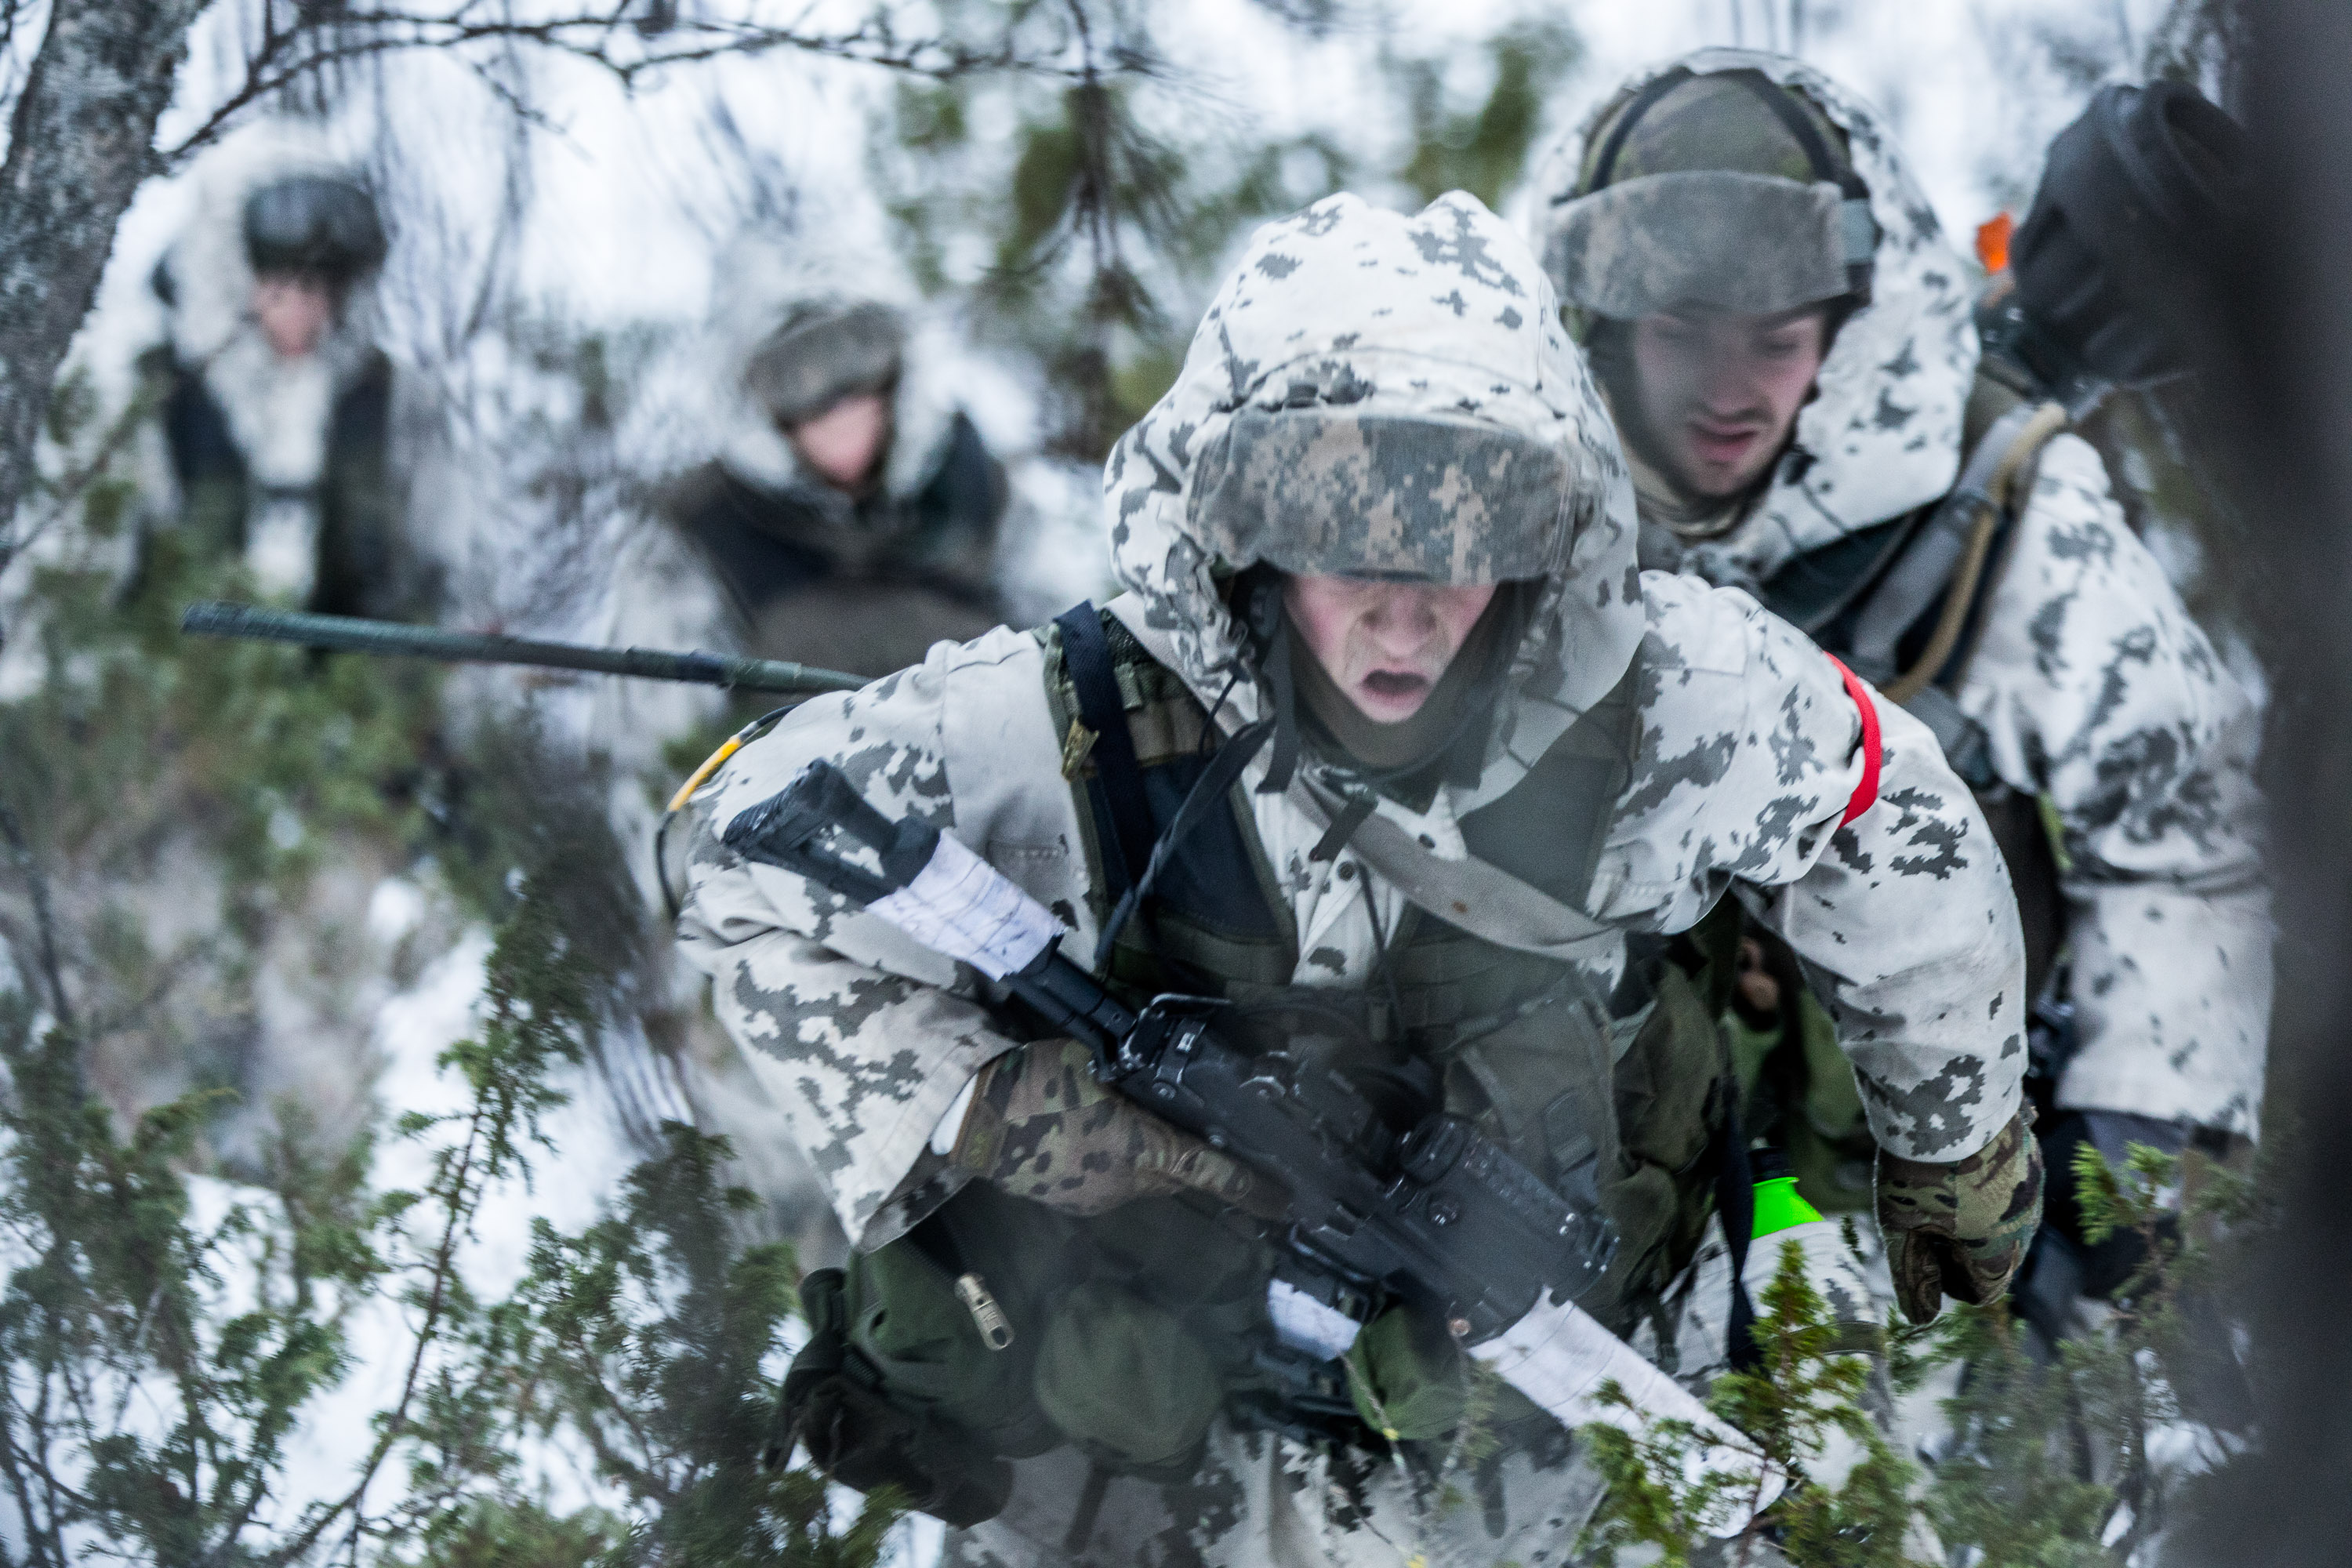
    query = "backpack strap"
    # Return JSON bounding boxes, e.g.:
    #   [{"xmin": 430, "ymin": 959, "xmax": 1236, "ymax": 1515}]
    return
[
  {"xmin": 1054, "ymin": 602, "xmax": 1156, "ymax": 896},
  {"xmin": 1715, "ymin": 1101, "xmax": 1762, "ymax": 1372},
  {"xmin": 1847, "ymin": 397, "xmax": 2069, "ymax": 705}
]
